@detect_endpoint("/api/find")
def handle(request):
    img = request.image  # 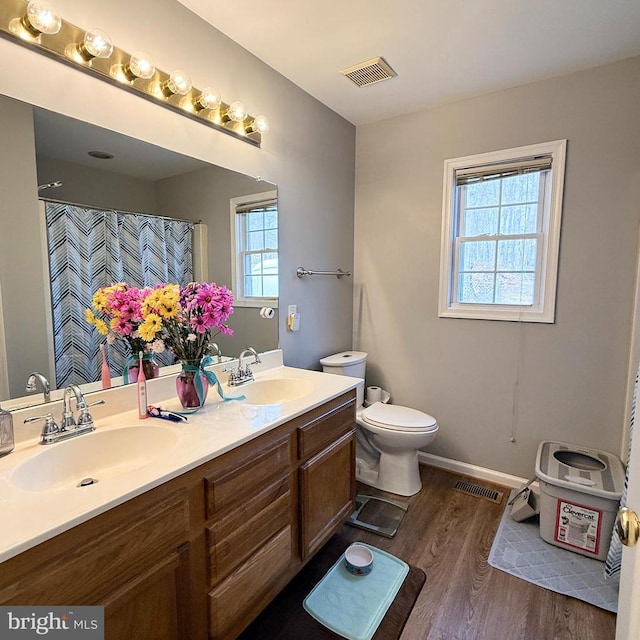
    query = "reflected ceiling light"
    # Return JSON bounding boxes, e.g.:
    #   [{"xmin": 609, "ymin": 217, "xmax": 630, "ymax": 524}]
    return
[
  {"xmin": 162, "ymin": 69, "xmax": 192, "ymax": 97},
  {"xmin": 246, "ymin": 115, "xmax": 270, "ymax": 135},
  {"xmin": 122, "ymin": 51, "xmax": 155, "ymax": 81},
  {"xmin": 193, "ymin": 86, "xmax": 221, "ymax": 112},
  {"xmin": 77, "ymin": 28, "xmax": 113, "ymax": 61},
  {"xmin": 88, "ymin": 150, "xmax": 114, "ymax": 160},
  {"xmin": 22, "ymin": 1, "xmax": 61, "ymax": 36},
  {"xmin": 222, "ymin": 101, "xmax": 246, "ymax": 123}
]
